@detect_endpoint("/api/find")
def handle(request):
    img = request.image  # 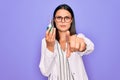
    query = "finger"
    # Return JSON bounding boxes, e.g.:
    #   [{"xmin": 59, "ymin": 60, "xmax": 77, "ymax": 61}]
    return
[
  {"xmin": 66, "ymin": 31, "xmax": 70, "ymax": 42},
  {"xmin": 45, "ymin": 28, "xmax": 51, "ymax": 40},
  {"xmin": 75, "ymin": 37, "xmax": 80, "ymax": 51},
  {"xmin": 48, "ymin": 27, "xmax": 54, "ymax": 39},
  {"xmin": 66, "ymin": 51, "xmax": 71, "ymax": 58},
  {"xmin": 66, "ymin": 31, "xmax": 71, "ymax": 58},
  {"xmin": 46, "ymin": 27, "xmax": 50, "ymax": 36},
  {"xmin": 70, "ymin": 35, "xmax": 76, "ymax": 52},
  {"xmin": 66, "ymin": 43, "xmax": 71, "ymax": 58},
  {"xmin": 51, "ymin": 28, "xmax": 56, "ymax": 40},
  {"xmin": 79, "ymin": 42, "xmax": 86, "ymax": 52}
]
